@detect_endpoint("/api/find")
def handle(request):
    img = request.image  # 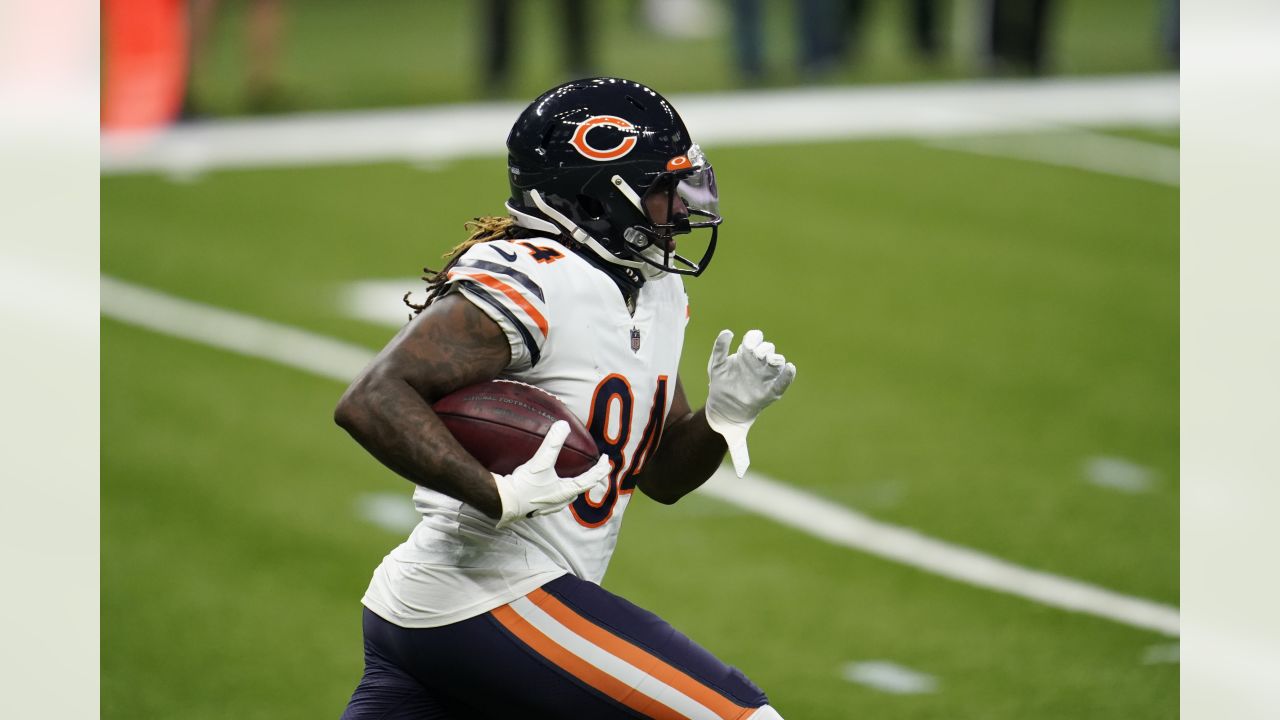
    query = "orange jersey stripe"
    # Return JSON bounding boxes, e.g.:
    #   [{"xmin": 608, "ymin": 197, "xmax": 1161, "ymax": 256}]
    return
[
  {"xmin": 491, "ymin": 604, "xmax": 687, "ymax": 719},
  {"xmin": 527, "ymin": 589, "xmax": 754, "ymax": 719},
  {"xmin": 449, "ymin": 269, "xmax": 549, "ymax": 337}
]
